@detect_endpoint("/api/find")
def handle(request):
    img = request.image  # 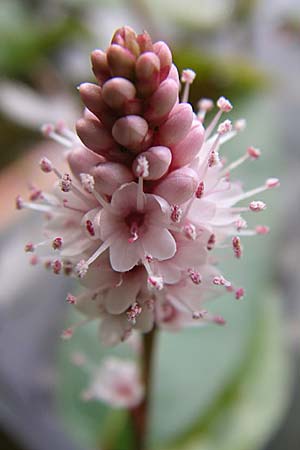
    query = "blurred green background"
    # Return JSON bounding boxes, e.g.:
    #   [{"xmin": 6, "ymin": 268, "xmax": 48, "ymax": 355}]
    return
[{"xmin": 0, "ymin": 1, "xmax": 300, "ymax": 450}]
